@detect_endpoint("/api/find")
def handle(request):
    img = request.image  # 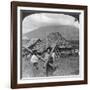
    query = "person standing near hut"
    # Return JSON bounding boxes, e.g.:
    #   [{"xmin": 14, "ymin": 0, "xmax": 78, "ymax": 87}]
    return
[
  {"xmin": 43, "ymin": 47, "xmax": 51, "ymax": 68},
  {"xmin": 30, "ymin": 50, "xmax": 39, "ymax": 70},
  {"xmin": 44, "ymin": 47, "xmax": 56, "ymax": 76}
]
